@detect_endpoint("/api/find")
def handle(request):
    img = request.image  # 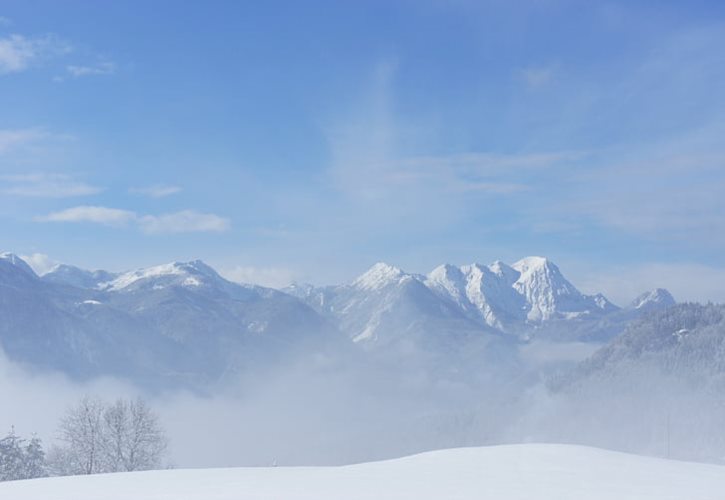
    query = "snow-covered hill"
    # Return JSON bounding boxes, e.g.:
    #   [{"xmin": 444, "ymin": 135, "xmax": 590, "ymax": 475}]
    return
[
  {"xmin": 561, "ymin": 303, "xmax": 725, "ymax": 386},
  {"xmin": 1, "ymin": 444, "xmax": 723, "ymax": 500},
  {"xmin": 531, "ymin": 303, "xmax": 725, "ymax": 462}
]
